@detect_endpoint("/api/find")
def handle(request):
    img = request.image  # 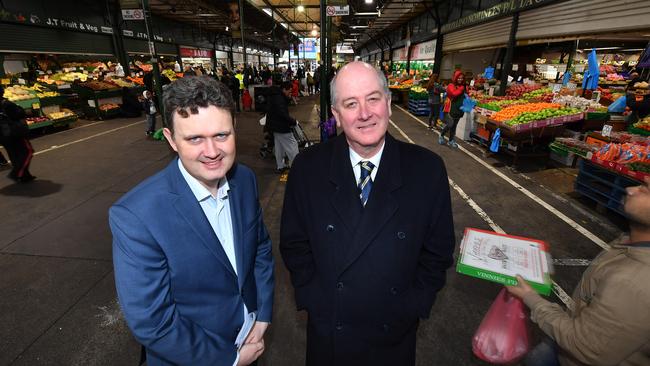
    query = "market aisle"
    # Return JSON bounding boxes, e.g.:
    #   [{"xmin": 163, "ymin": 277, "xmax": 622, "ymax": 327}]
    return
[{"xmin": 1, "ymin": 94, "xmax": 625, "ymax": 366}]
